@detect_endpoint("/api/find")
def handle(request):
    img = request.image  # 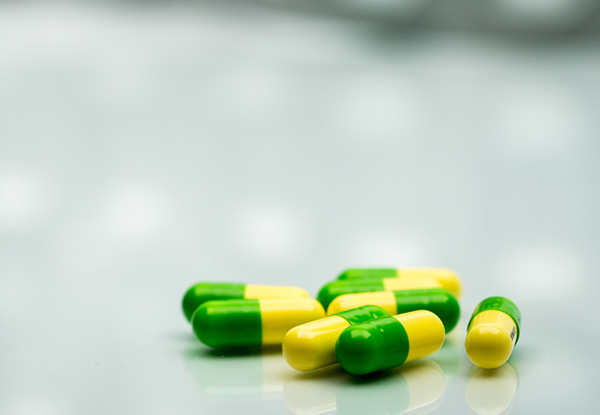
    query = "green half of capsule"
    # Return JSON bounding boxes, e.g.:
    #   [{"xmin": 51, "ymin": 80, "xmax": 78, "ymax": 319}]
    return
[
  {"xmin": 467, "ymin": 296, "xmax": 521, "ymax": 344},
  {"xmin": 182, "ymin": 282, "xmax": 310, "ymax": 322},
  {"xmin": 183, "ymin": 283, "xmax": 245, "ymax": 321},
  {"xmin": 328, "ymin": 288, "xmax": 460, "ymax": 333},
  {"xmin": 335, "ymin": 310, "xmax": 445, "ymax": 375},
  {"xmin": 331, "ymin": 304, "xmax": 390, "ymax": 324},
  {"xmin": 317, "ymin": 280, "xmax": 384, "ymax": 310},
  {"xmin": 317, "ymin": 277, "xmax": 441, "ymax": 310},
  {"xmin": 337, "ymin": 268, "xmax": 398, "ymax": 280}
]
